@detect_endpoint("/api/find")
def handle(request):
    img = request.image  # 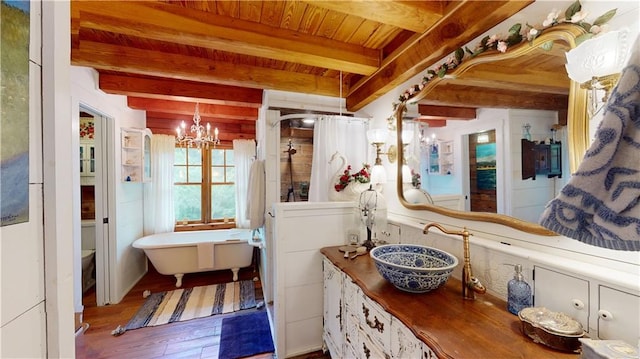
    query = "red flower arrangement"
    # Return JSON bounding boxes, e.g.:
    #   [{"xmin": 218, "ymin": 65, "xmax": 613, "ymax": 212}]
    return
[{"xmin": 334, "ymin": 164, "xmax": 371, "ymax": 192}]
